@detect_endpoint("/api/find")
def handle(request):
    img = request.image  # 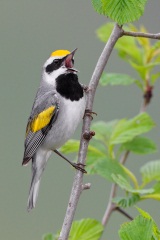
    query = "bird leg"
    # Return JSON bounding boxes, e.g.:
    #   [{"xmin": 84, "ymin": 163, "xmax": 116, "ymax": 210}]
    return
[{"xmin": 54, "ymin": 149, "xmax": 87, "ymax": 174}]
